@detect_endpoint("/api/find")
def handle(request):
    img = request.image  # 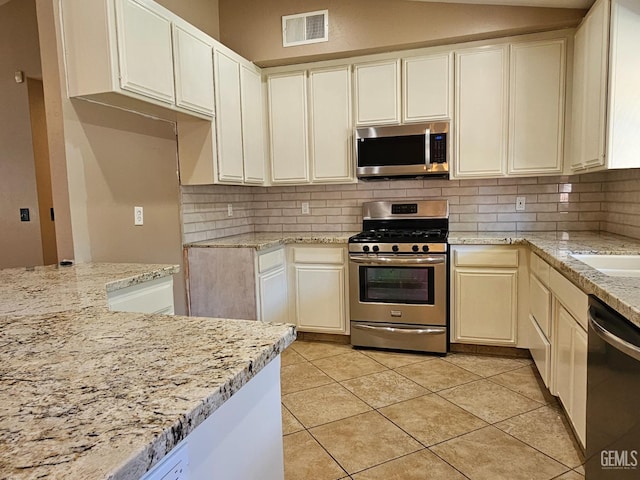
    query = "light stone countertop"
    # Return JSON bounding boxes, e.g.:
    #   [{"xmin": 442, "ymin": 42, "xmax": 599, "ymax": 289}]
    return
[
  {"xmin": 0, "ymin": 263, "xmax": 296, "ymax": 480},
  {"xmin": 186, "ymin": 231, "xmax": 356, "ymax": 251},
  {"xmin": 449, "ymin": 231, "xmax": 640, "ymax": 328}
]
